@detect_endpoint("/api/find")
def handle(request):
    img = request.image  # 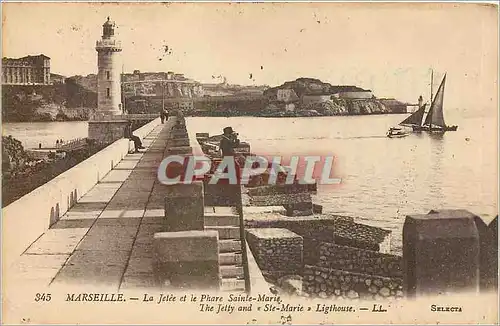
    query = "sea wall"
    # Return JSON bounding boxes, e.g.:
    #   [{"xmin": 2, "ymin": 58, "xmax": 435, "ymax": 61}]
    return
[
  {"xmin": 244, "ymin": 215, "xmax": 391, "ymax": 264},
  {"xmin": 303, "ymin": 265, "xmax": 404, "ymax": 300},
  {"xmin": 317, "ymin": 242, "xmax": 403, "ymax": 278},
  {"xmin": 2, "ymin": 118, "xmax": 161, "ymax": 266},
  {"xmin": 246, "ymin": 228, "xmax": 303, "ymax": 279},
  {"xmin": 245, "ymin": 216, "xmax": 340, "ymax": 264}
]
